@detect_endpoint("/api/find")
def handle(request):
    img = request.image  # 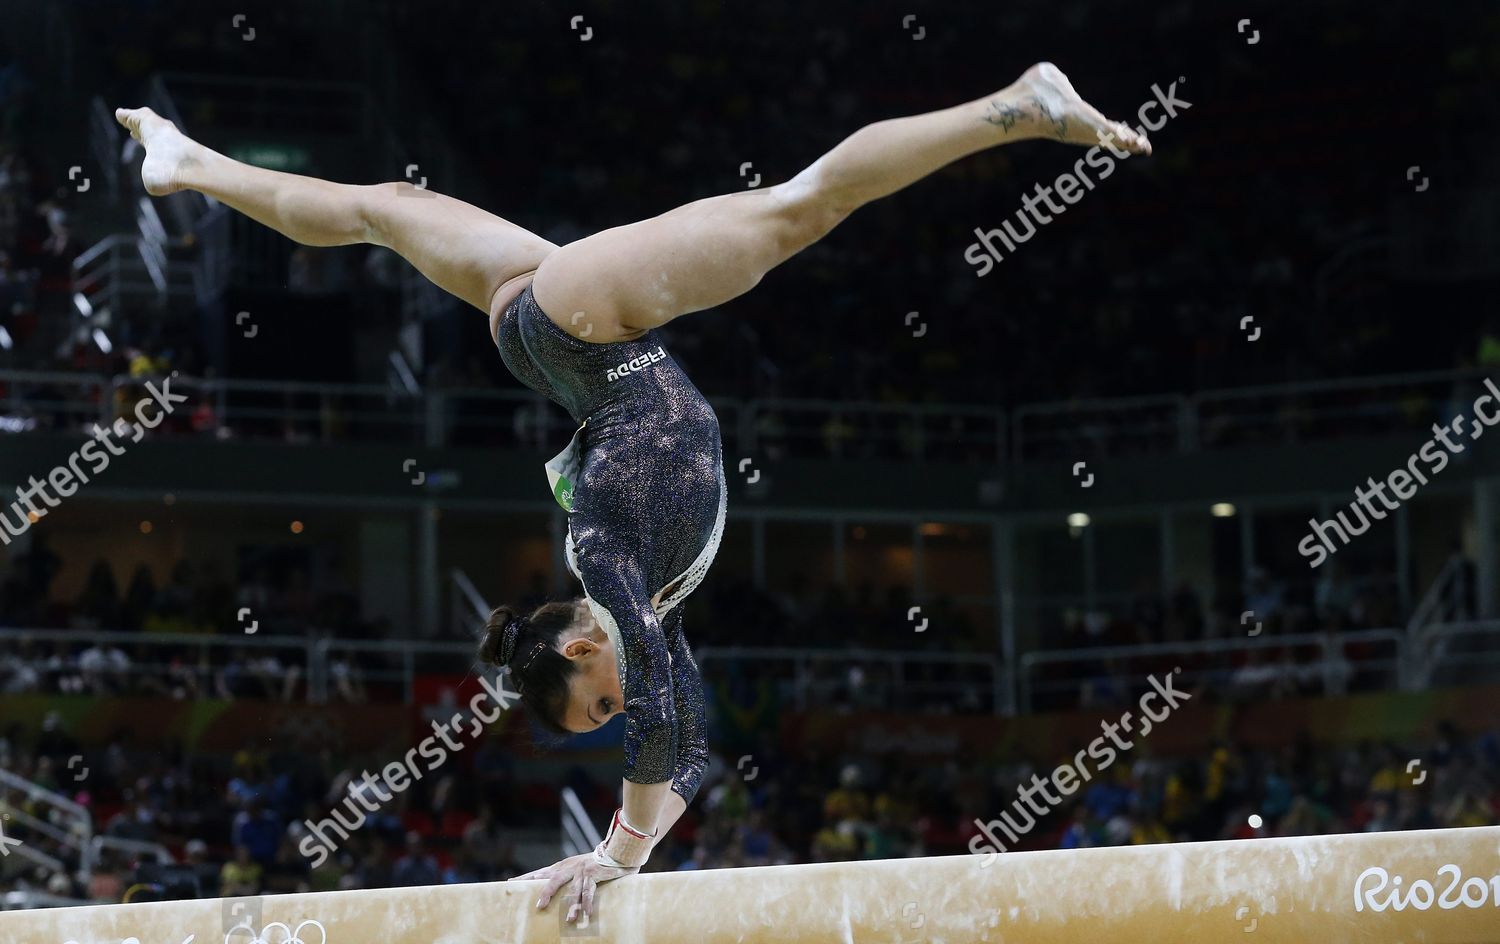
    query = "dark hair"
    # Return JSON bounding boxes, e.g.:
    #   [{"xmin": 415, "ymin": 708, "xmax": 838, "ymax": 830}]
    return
[{"xmin": 478, "ymin": 599, "xmax": 585, "ymax": 737}]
